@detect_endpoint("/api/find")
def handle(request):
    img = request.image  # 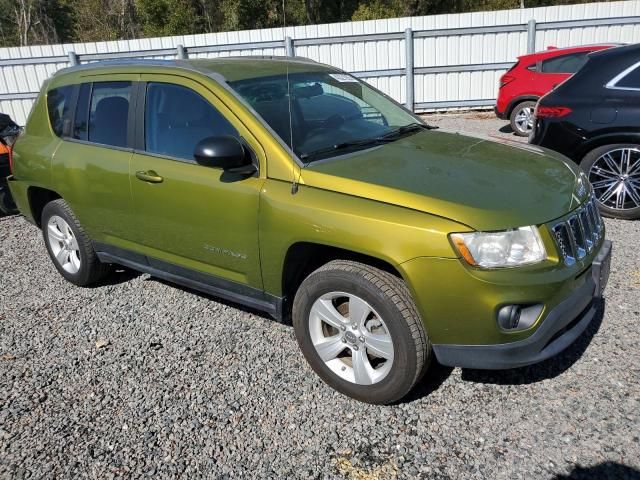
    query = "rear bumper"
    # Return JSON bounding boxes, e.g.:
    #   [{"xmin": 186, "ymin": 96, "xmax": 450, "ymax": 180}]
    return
[
  {"xmin": 494, "ymin": 105, "xmax": 507, "ymax": 120},
  {"xmin": 6, "ymin": 175, "xmax": 35, "ymax": 223},
  {"xmin": 433, "ymin": 240, "xmax": 611, "ymax": 370}
]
